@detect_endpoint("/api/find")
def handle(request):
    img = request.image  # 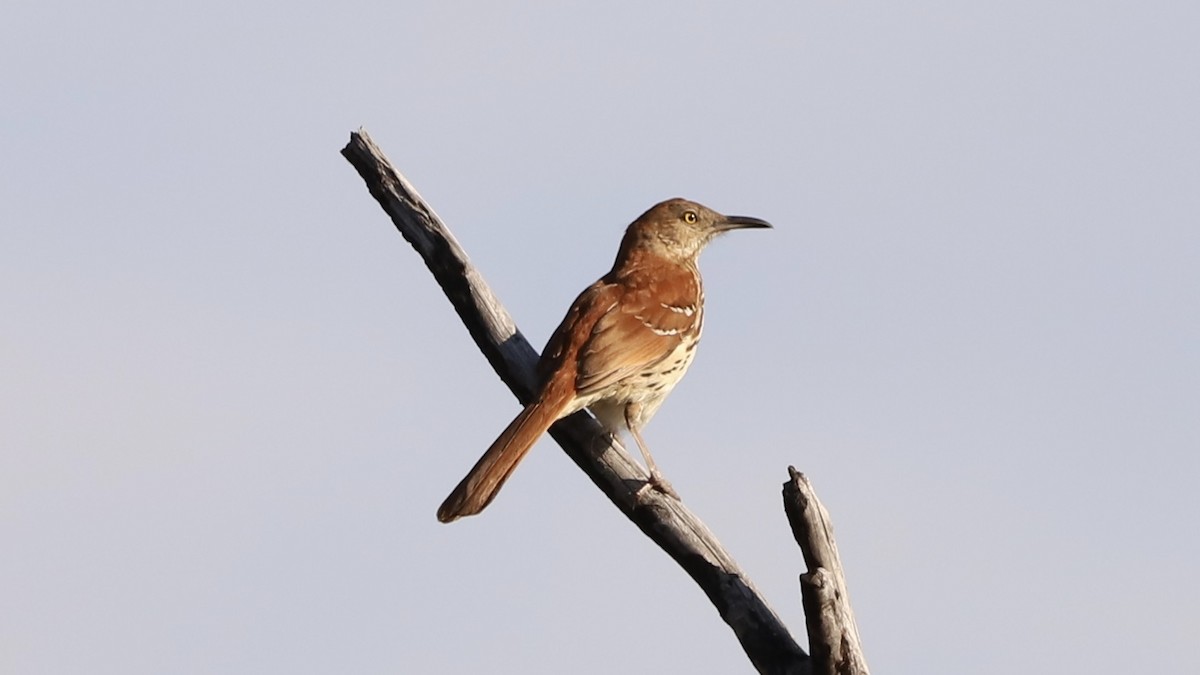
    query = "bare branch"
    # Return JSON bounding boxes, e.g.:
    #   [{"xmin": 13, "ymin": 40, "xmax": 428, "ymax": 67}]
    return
[
  {"xmin": 783, "ymin": 468, "xmax": 870, "ymax": 675},
  {"xmin": 342, "ymin": 129, "xmax": 809, "ymax": 674}
]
